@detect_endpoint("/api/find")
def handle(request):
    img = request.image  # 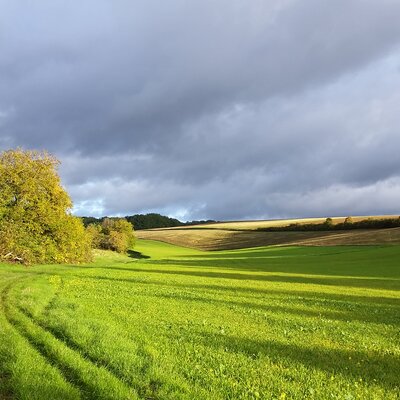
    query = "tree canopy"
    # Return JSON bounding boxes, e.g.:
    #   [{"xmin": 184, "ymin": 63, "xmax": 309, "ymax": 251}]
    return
[
  {"xmin": 87, "ymin": 218, "xmax": 135, "ymax": 253},
  {"xmin": 82, "ymin": 213, "xmax": 217, "ymax": 230},
  {"xmin": 124, "ymin": 213, "xmax": 183, "ymax": 230},
  {"xmin": 0, "ymin": 149, "xmax": 91, "ymax": 264}
]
